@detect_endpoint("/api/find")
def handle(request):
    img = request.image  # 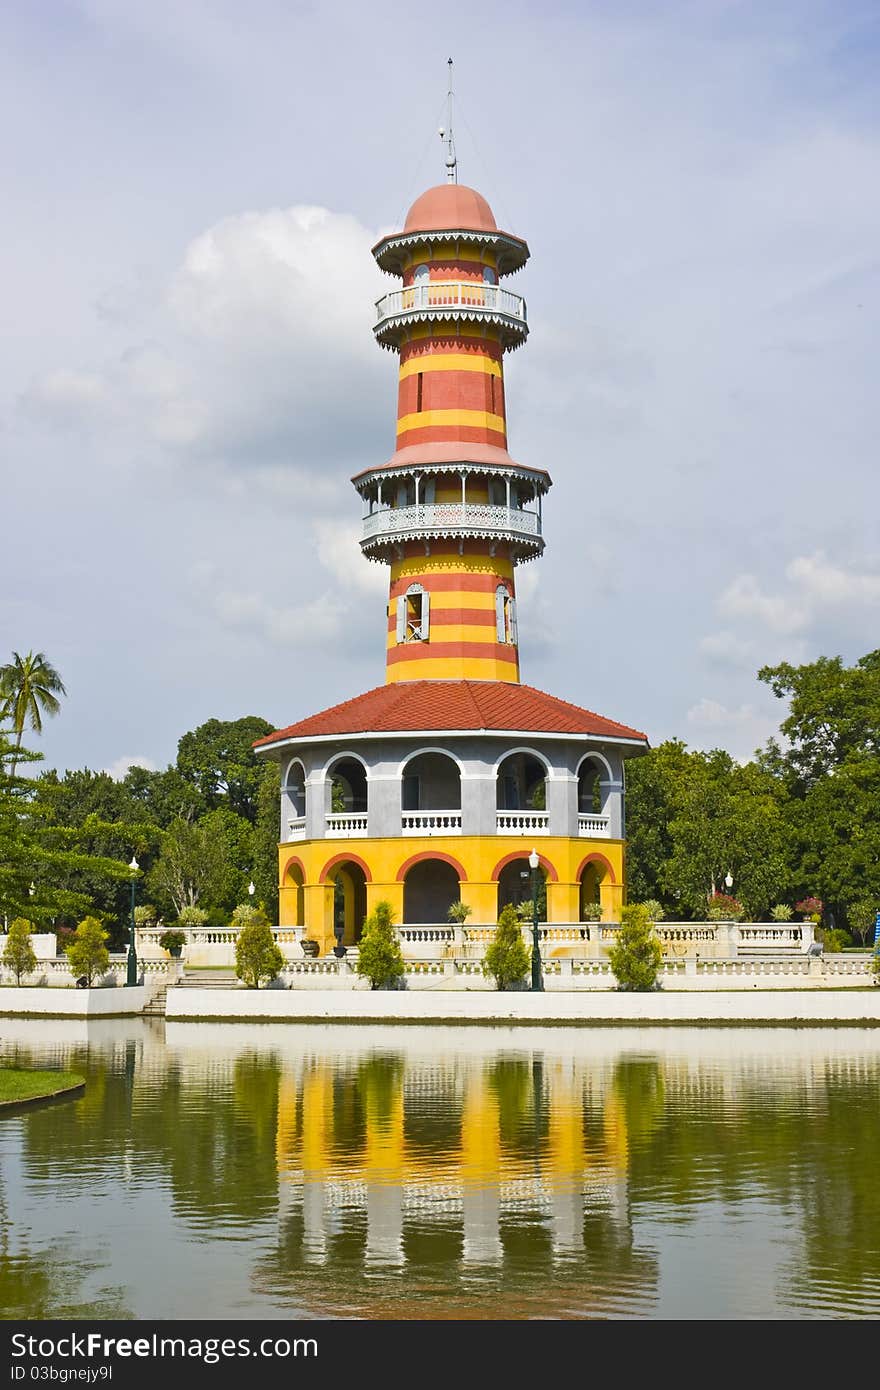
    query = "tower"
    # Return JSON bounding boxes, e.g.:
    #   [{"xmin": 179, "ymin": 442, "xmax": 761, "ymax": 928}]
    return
[
  {"xmin": 255, "ymin": 95, "xmax": 648, "ymax": 952},
  {"xmin": 356, "ymin": 179, "xmax": 546, "ymax": 684}
]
